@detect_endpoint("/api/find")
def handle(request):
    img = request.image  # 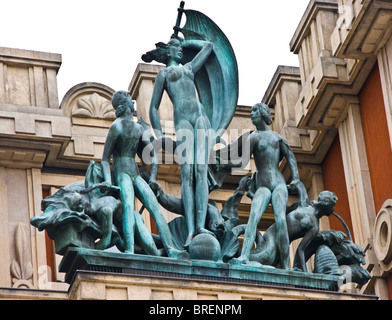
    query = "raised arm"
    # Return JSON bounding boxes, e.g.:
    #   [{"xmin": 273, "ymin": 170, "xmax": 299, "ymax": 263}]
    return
[
  {"xmin": 149, "ymin": 70, "xmax": 165, "ymax": 139},
  {"xmin": 182, "ymin": 40, "xmax": 213, "ymax": 74}
]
